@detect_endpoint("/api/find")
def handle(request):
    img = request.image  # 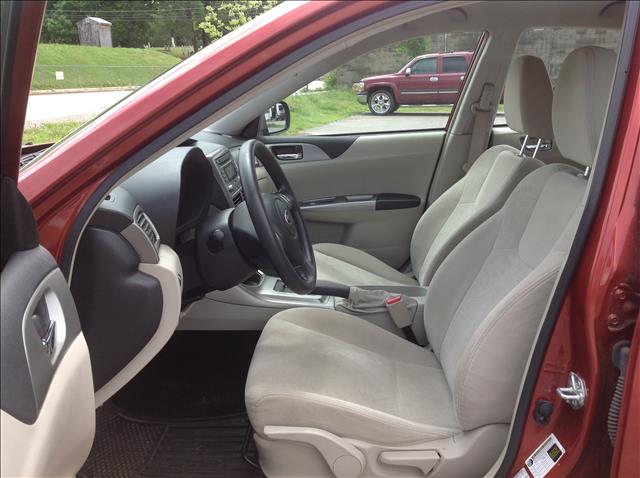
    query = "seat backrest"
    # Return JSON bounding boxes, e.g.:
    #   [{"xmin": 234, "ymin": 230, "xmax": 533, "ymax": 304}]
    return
[
  {"xmin": 424, "ymin": 46, "xmax": 616, "ymax": 430},
  {"xmin": 410, "ymin": 55, "xmax": 553, "ymax": 286}
]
